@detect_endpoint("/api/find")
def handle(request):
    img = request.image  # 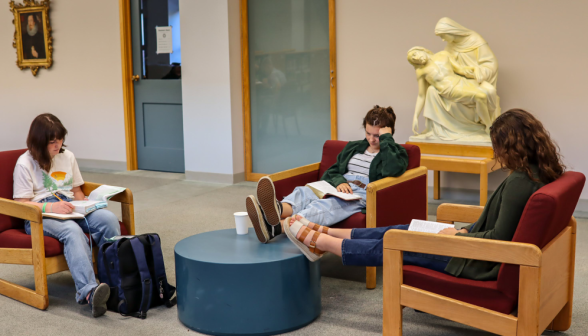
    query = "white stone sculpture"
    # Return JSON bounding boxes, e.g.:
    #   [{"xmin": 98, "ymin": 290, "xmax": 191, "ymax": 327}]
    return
[{"xmin": 409, "ymin": 17, "xmax": 500, "ymax": 144}]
